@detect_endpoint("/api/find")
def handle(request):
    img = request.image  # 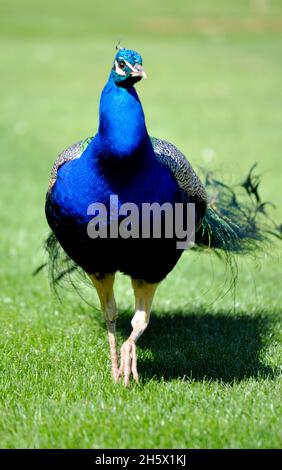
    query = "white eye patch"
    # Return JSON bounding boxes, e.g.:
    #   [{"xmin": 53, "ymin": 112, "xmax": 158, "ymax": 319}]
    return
[
  {"xmin": 121, "ymin": 58, "xmax": 140, "ymax": 73},
  {"xmin": 114, "ymin": 60, "xmax": 126, "ymax": 76},
  {"xmin": 114, "ymin": 58, "xmax": 141, "ymax": 76}
]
